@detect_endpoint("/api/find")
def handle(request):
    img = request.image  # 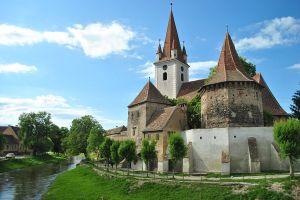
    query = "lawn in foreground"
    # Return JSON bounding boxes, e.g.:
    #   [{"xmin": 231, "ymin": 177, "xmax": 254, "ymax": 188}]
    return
[
  {"xmin": 0, "ymin": 153, "xmax": 66, "ymax": 173},
  {"xmin": 43, "ymin": 166, "xmax": 295, "ymax": 200}
]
